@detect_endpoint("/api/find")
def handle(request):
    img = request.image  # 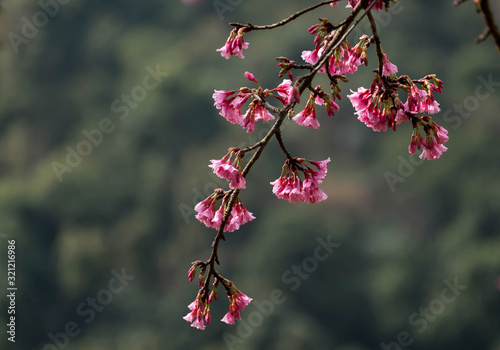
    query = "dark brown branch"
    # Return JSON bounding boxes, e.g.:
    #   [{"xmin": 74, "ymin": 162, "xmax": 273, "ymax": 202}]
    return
[
  {"xmin": 275, "ymin": 130, "xmax": 293, "ymax": 160},
  {"xmin": 367, "ymin": 11, "xmax": 384, "ymax": 77},
  {"xmin": 476, "ymin": 0, "xmax": 500, "ymax": 55},
  {"xmin": 230, "ymin": 1, "xmax": 337, "ymax": 31}
]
